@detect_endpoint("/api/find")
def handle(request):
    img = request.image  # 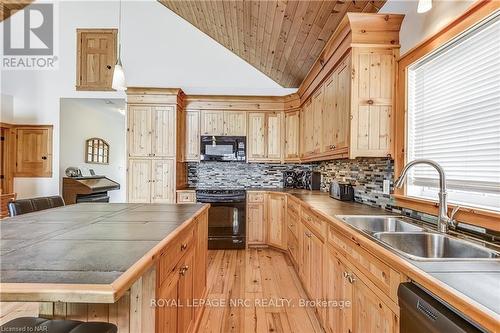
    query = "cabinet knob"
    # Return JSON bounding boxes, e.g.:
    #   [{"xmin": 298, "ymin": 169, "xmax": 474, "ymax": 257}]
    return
[
  {"xmin": 367, "ymin": 99, "xmax": 374, "ymax": 105},
  {"xmin": 179, "ymin": 265, "xmax": 189, "ymax": 275},
  {"xmin": 41, "ymin": 156, "xmax": 47, "ymax": 160},
  {"xmin": 347, "ymin": 274, "xmax": 356, "ymax": 284},
  {"xmin": 180, "ymin": 243, "xmax": 188, "ymax": 251},
  {"xmin": 305, "ymin": 232, "xmax": 312, "ymax": 238},
  {"xmin": 106, "ymin": 65, "xmax": 112, "ymax": 70}
]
